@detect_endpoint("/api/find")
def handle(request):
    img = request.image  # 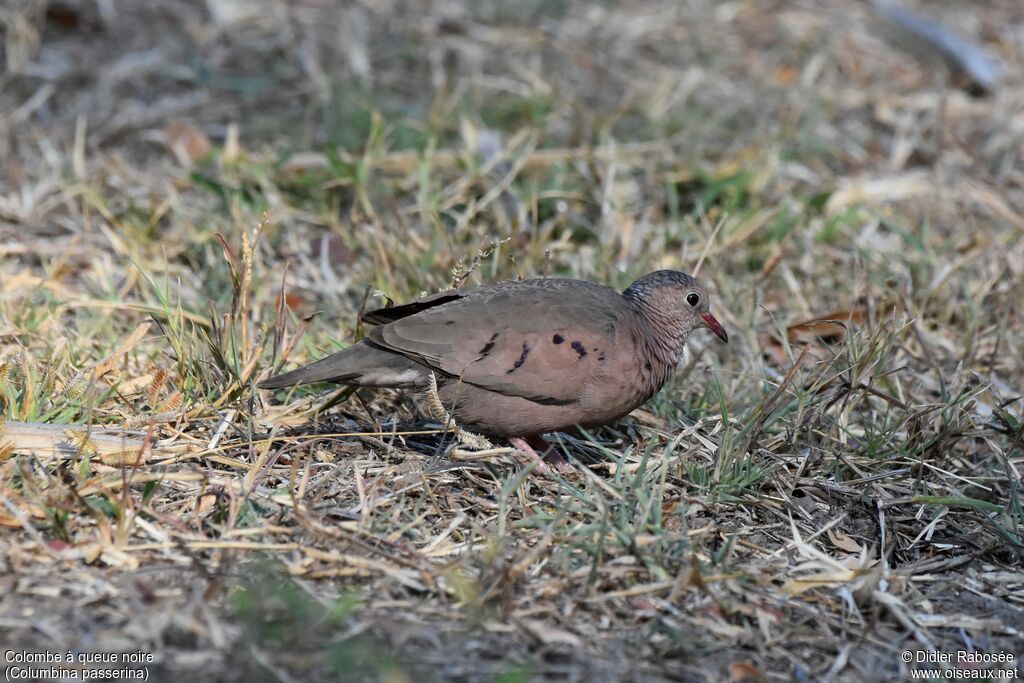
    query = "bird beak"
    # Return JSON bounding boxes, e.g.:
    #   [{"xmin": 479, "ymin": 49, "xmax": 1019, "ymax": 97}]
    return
[{"xmin": 701, "ymin": 312, "xmax": 729, "ymax": 343}]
